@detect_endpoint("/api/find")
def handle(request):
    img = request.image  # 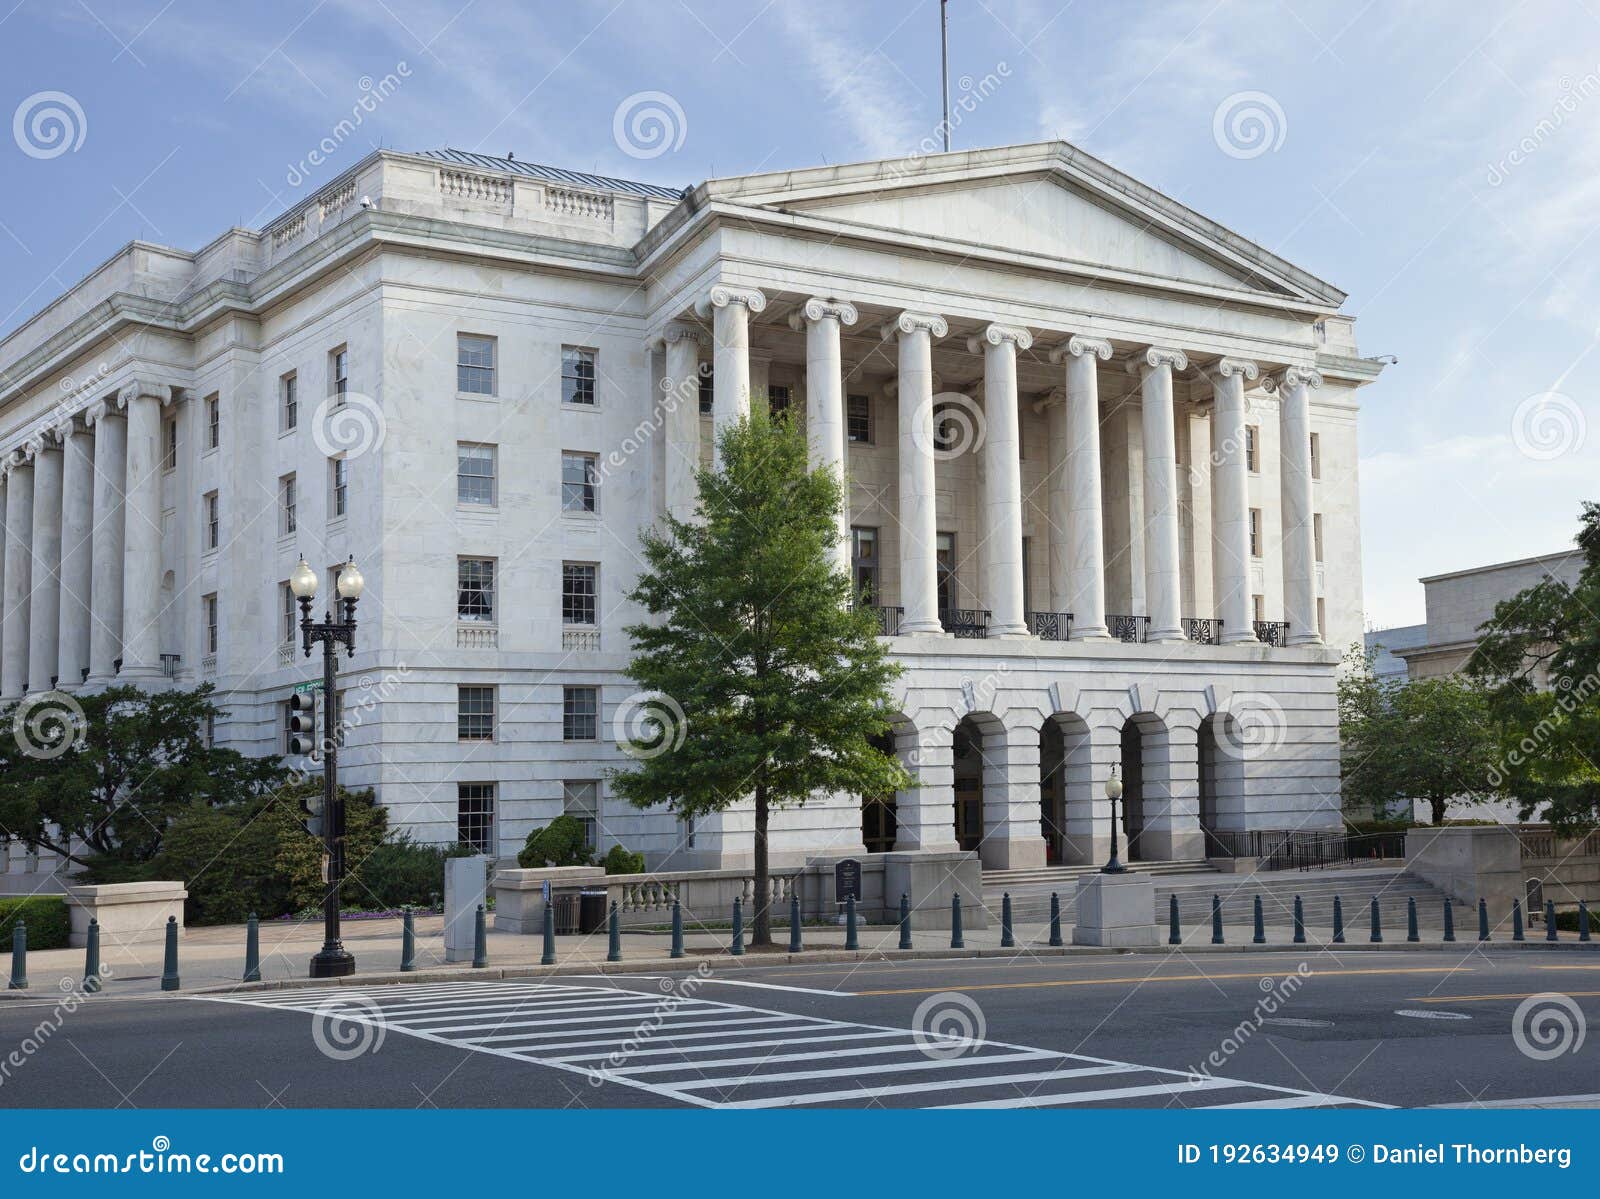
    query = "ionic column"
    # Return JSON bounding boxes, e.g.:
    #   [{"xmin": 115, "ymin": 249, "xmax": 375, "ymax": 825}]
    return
[
  {"xmin": 1048, "ymin": 335, "xmax": 1113, "ymax": 639},
  {"xmin": 882, "ymin": 310, "xmax": 948, "ymax": 635},
  {"xmin": 27, "ymin": 436, "xmax": 64, "ymax": 693},
  {"xmin": 790, "ymin": 298, "xmax": 858, "ymax": 573},
  {"xmin": 1209, "ymin": 358, "xmax": 1259, "ymax": 644},
  {"xmin": 659, "ymin": 322, "xmax": 706, "ymax": 524},
  {"xmin": 118, "ymin": 382, "xmax": 166, "ymax": 683},
  {"xmin": 57, "ymin": 418, "xmax": 95, "ymax": 687},
  {"xmin": 1127, "ymin": 347, "xmax": 1187, "ymax": 642},
  {"xmin": 84, "ymin": 398, "xmax": 126, "ymax": 688},
  {"xmin": 1274, "ymin": 366, "xmax": 1323, "ymax": 645},
  {"xmin": 1, "ymin": 457, "xmax": 35, "ymax": 699},
  {"xmin": 968, "ymin": 323, "xmax": 1032, "ymax": 638},
  {"xmin": 694, "ymin": 284, "xmax": 766, "ymax": 461}
]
